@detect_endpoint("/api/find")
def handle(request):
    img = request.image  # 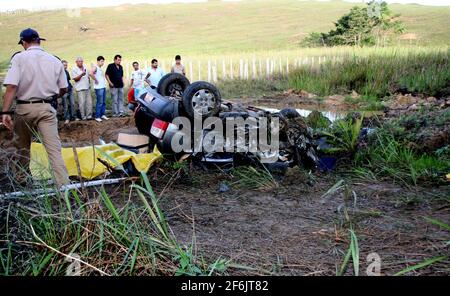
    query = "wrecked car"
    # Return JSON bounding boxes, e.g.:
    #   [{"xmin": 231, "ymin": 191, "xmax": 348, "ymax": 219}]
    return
[{"xmin": 133, "ymin": 73, "xmax": 319, "ymax": 172}]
